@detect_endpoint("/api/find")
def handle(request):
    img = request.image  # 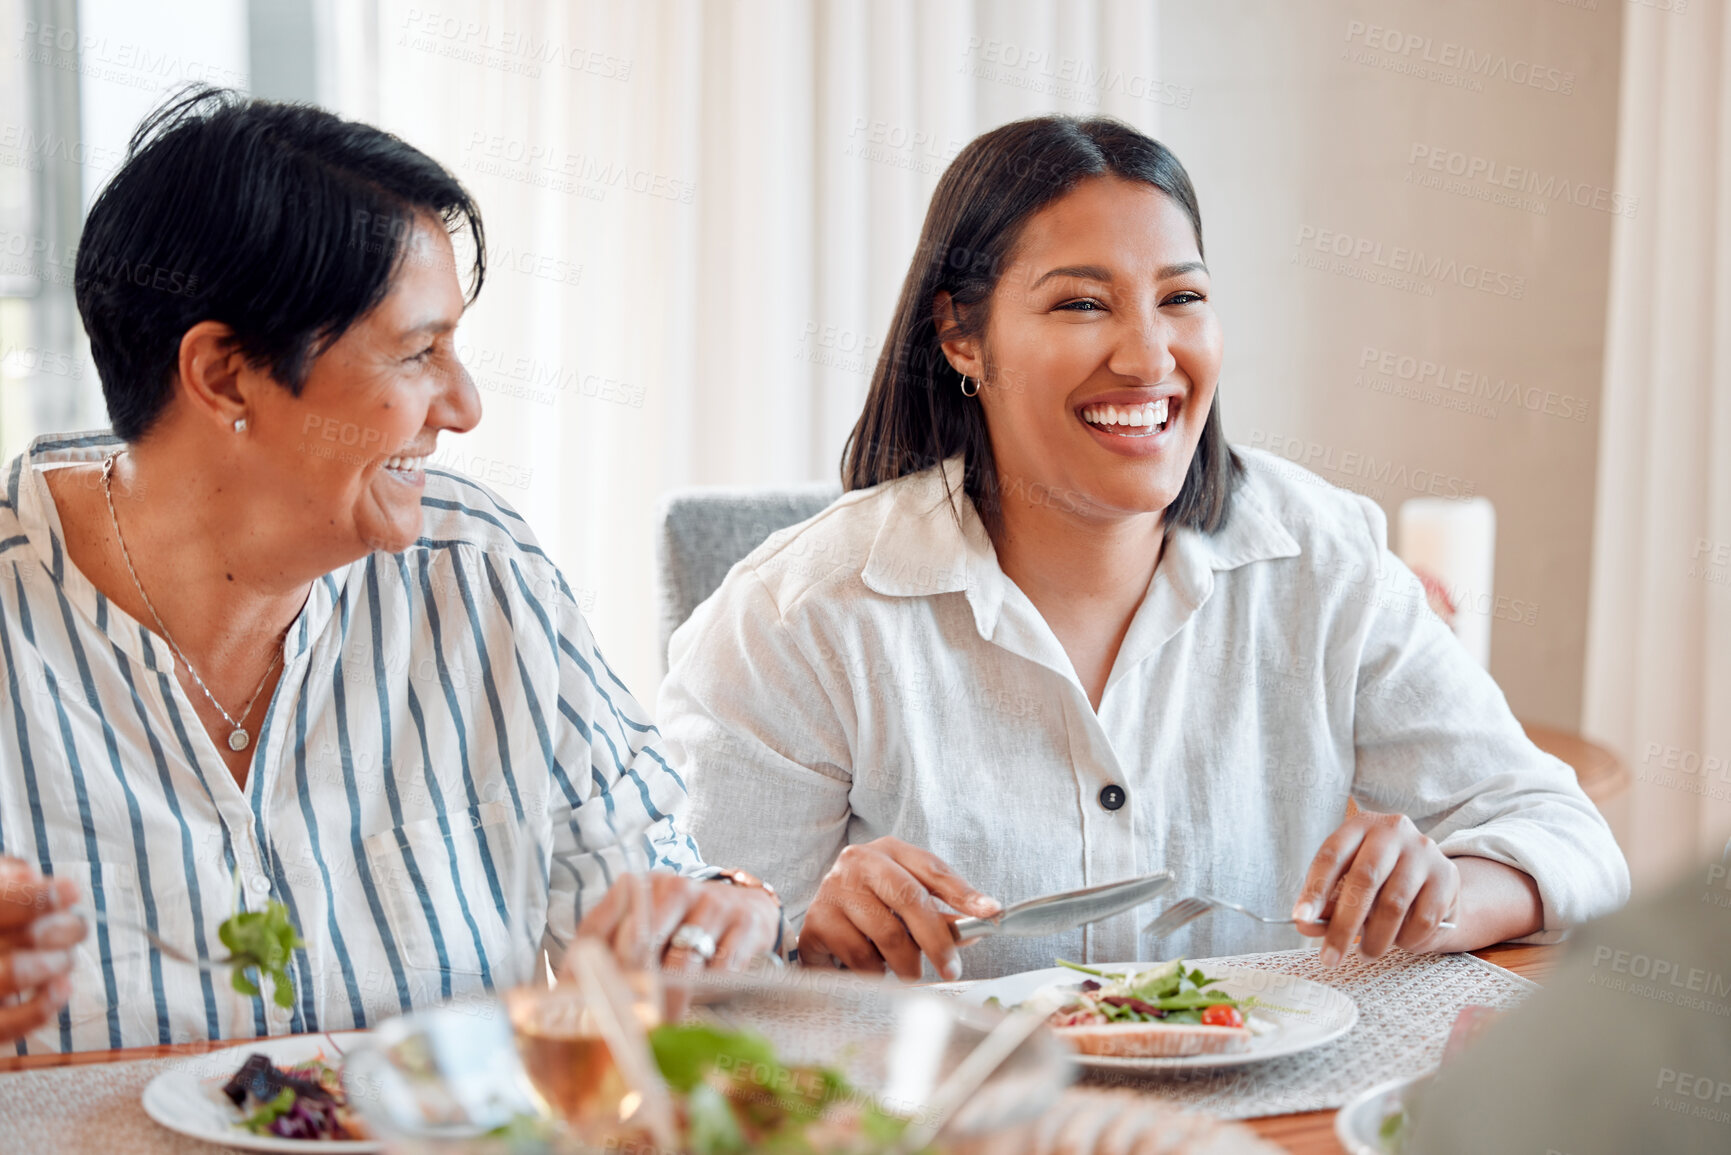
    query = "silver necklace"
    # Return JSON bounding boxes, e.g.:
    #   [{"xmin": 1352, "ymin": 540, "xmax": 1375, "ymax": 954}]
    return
[{"xmin": 101, "ymin": 453, "xmax": 281, "ymax": 752}]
